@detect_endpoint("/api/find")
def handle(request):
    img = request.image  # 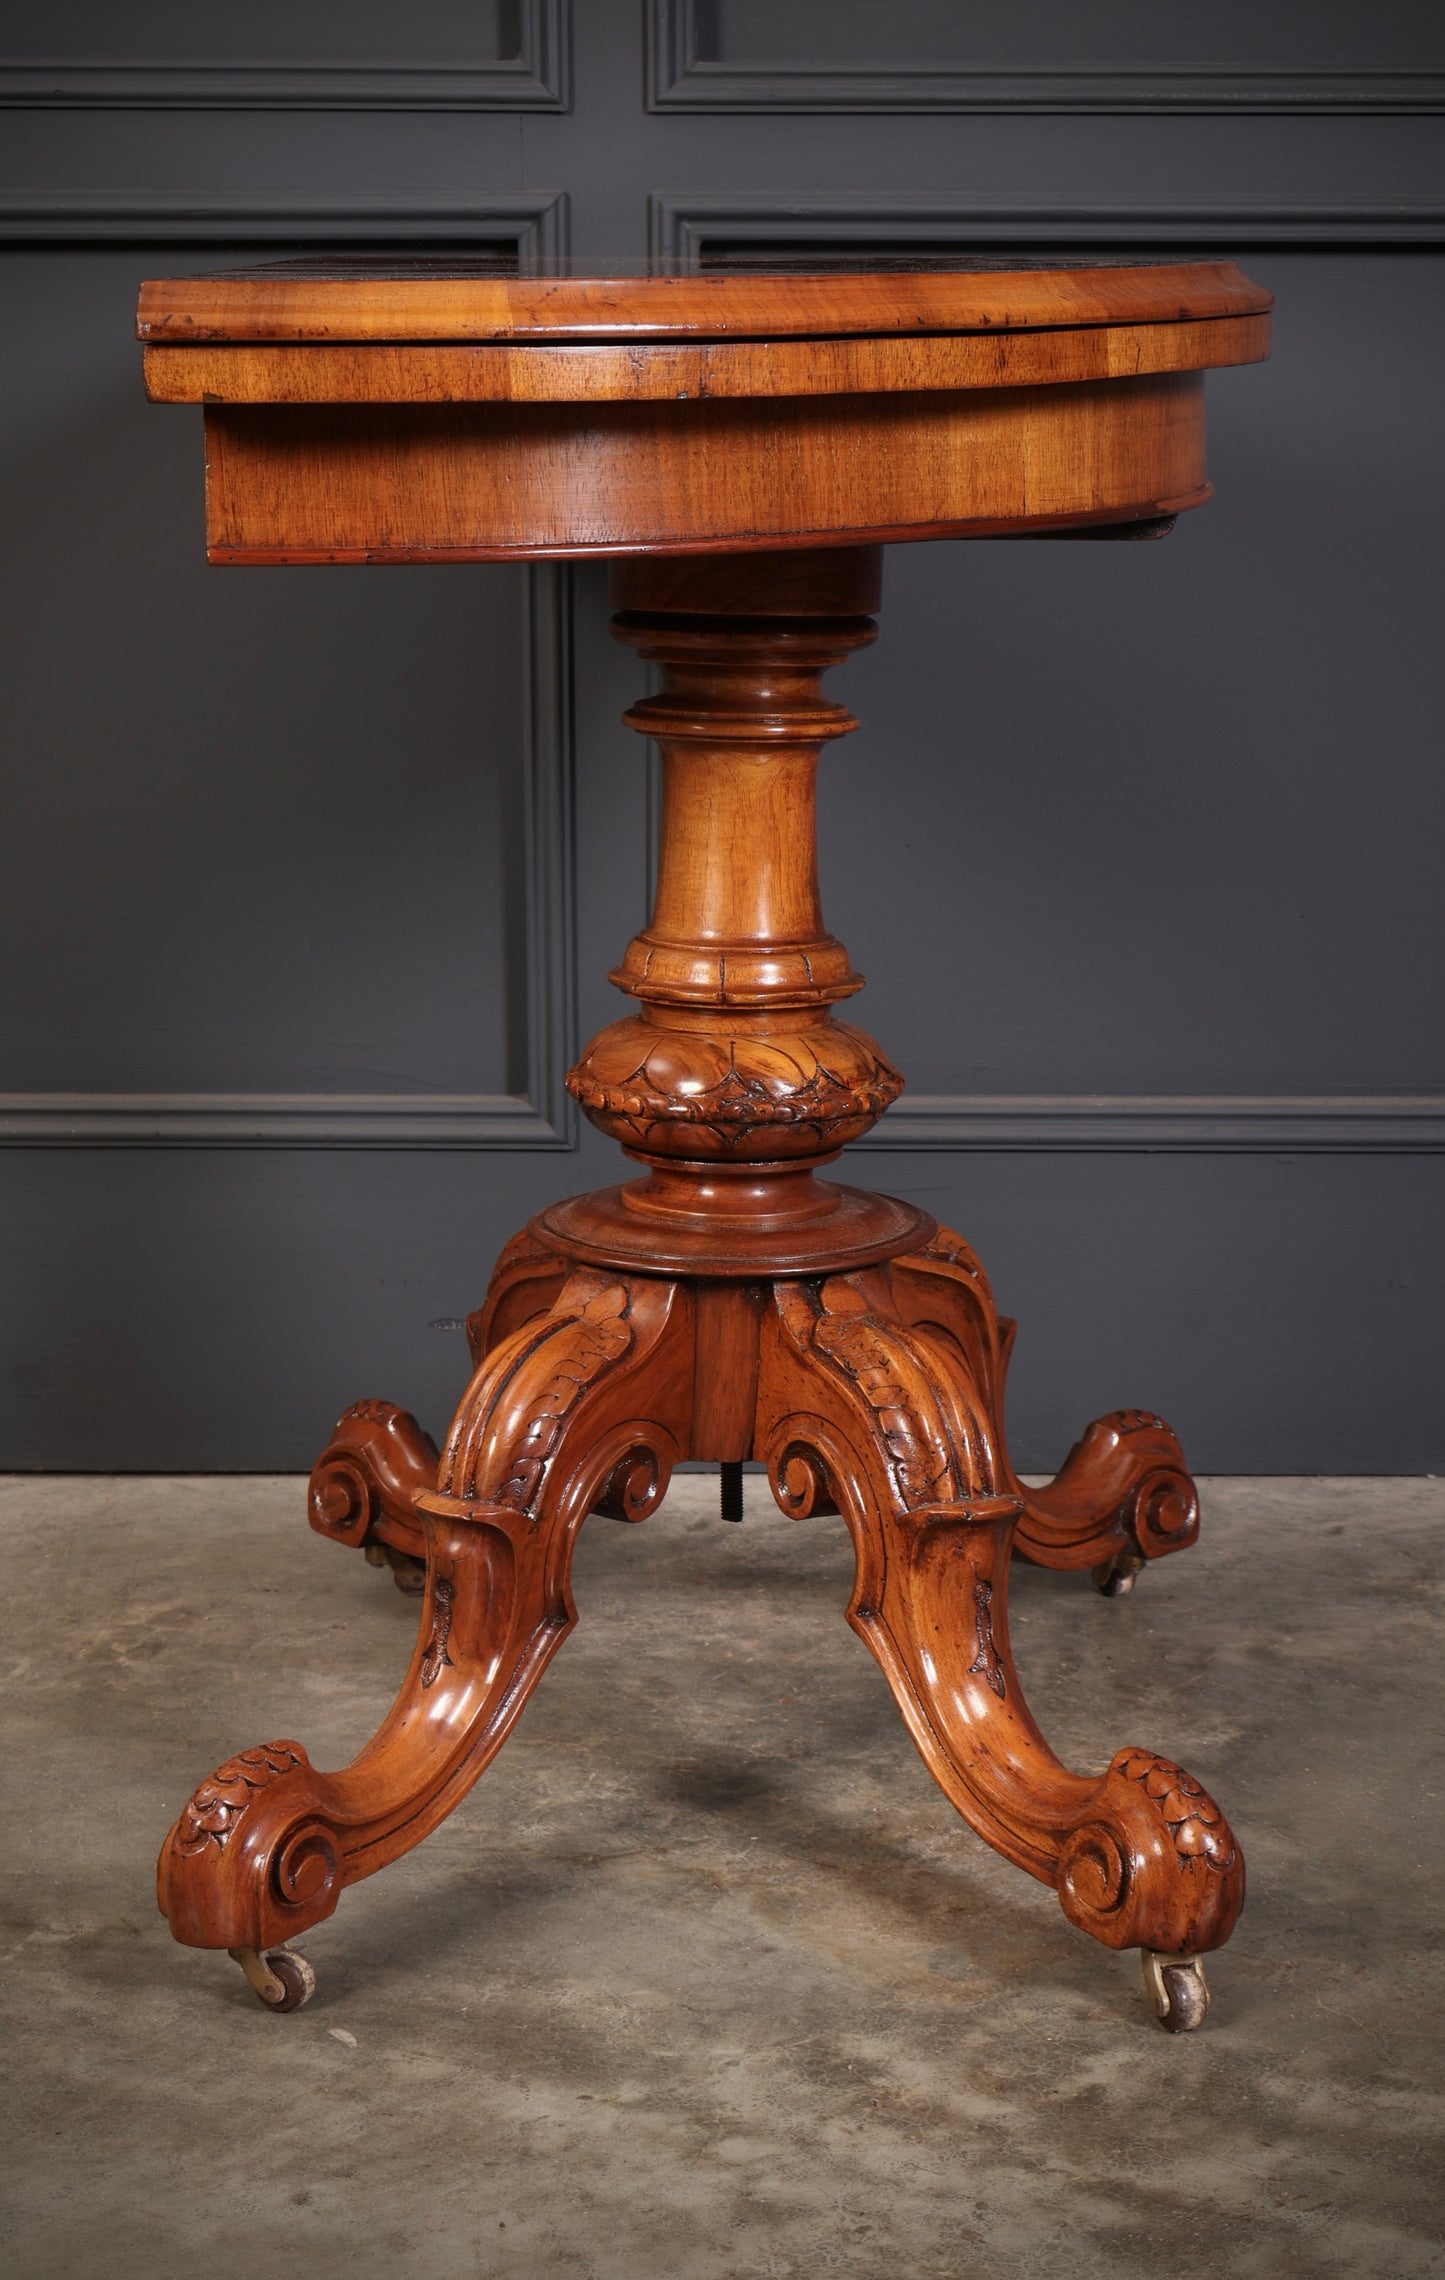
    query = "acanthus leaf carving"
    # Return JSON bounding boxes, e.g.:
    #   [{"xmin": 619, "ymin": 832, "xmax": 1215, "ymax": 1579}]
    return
[
  {"xmin": 778, "ymin": 1276, "xmax": 957, "ymax": 1511},
  {"xmin": 339, "ymin": 1398, "xmax": 398, "ymax": 1426},
  {"xmin": 174, "ymin": 1741, "xmax": 309, "ymax": 1859},
  {"xmin": 493, "ymin": 1288, "xmax": 633, "ymax": 1512},
  {"xmin": 1114, "ymin": 1749, "xmax": 1238, "ymax": 1875},
  {"xmin": 470, "ymin": 1226, "xmax": 569, "ymax": 1363},
  {"xmin": 915, "ymin": 1227, "xmax": 989, "ymax": 1284},
  {"xmin": 441, "ymin": 1280, "xmax": 637, "ymax": 1508}
]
